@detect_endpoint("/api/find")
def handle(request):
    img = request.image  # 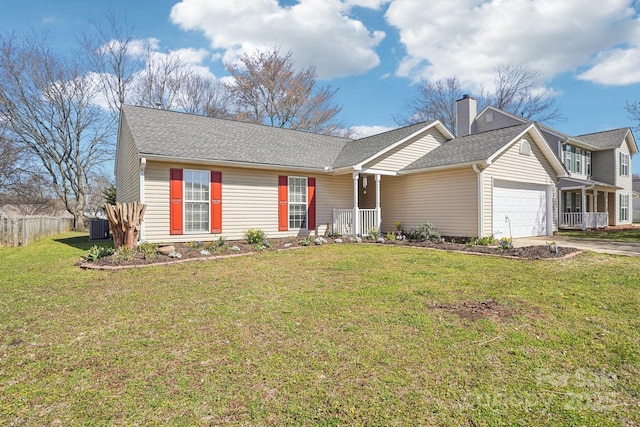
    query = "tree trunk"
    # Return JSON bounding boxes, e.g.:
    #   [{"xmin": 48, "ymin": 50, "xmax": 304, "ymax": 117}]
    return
[
  {"xmin": 104, "ymin": 202, "xmax": 146, "ymax": 250},
  {"xmin": 74, "ymin": 213, "xmax": 86, "ymax": 231}
]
